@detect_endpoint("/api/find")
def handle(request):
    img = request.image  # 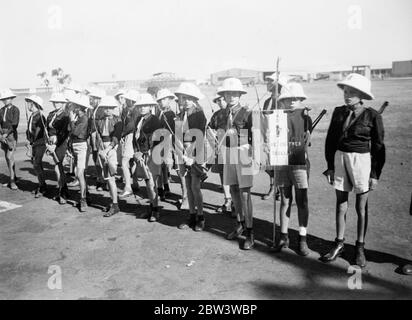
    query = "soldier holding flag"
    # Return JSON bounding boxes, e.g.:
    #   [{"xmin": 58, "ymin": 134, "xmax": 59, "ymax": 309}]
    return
[{"xmin": 270, "ymin": 83, "xmax": 313, "ymax": 256}]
